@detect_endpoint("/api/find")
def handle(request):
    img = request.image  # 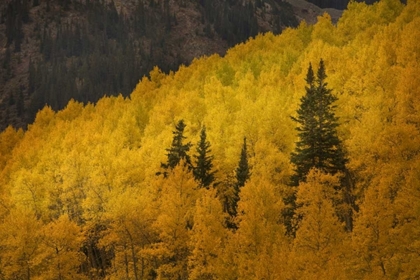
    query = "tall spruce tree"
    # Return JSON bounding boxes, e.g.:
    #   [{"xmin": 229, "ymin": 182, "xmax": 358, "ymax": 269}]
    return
[
  {"xmin": 291, "ymin": 59, "xmax": 347, "ymax": 186},
  {"xmin": 193, "ymin": 126, "xmax": 216, "ymax": 189},
  {"xmin": 286, "ymin": 60, "xmax": 350, "ymax": 233},
  {"xmin": 224, "ymin": 137, "xmax": 251, "ymax": 227},
  {"xmin": 159, "ymin": 120, "xmax": 192, "ymax": 177},
  {"xmin": 236, "ymin": 137, "xmax": 251, "ymax": 188}
]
